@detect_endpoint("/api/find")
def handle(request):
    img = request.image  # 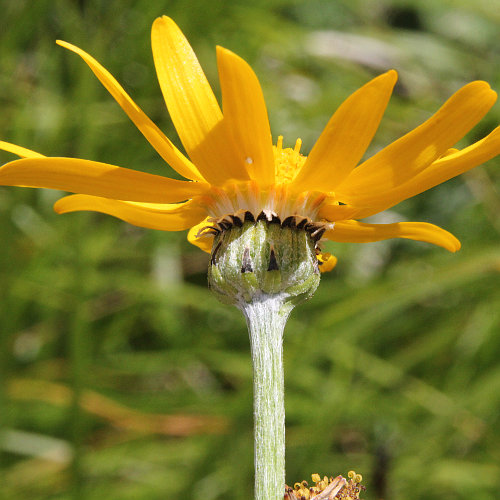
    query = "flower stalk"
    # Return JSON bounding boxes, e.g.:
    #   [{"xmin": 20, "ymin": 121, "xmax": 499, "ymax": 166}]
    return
[{"xmin": 243, "ymin": 298, "xmax": 289, "ymax": 500}]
